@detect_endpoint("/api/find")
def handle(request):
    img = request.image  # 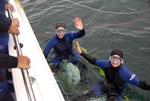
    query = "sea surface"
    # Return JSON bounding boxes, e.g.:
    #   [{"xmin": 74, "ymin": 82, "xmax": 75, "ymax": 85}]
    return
[{"xmin": 22, "ymin": 0, "xmax": 150, "ymax": 100}]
